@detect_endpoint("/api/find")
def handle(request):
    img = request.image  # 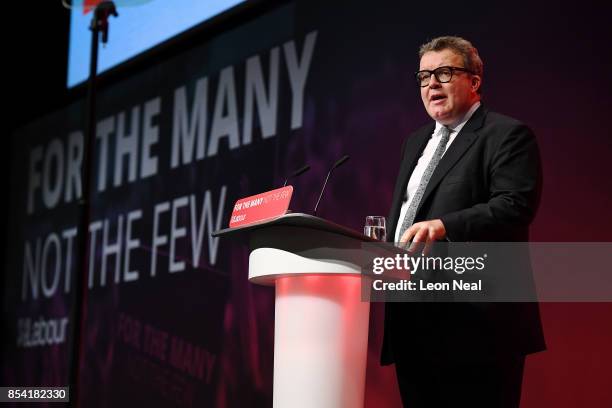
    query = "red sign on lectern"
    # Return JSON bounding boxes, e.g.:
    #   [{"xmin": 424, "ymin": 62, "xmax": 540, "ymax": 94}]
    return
[{"xmin": 229, "ymin": 186, "xmax": 293, "ymax": 228}]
